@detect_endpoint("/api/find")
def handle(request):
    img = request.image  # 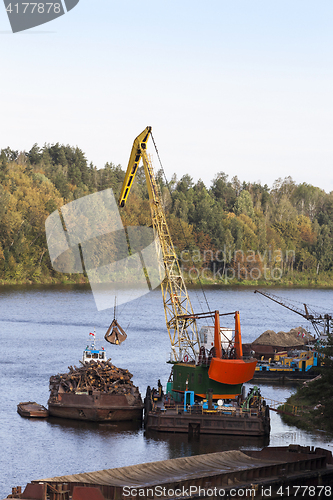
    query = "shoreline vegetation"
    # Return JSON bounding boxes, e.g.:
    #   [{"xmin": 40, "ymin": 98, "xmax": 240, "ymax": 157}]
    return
[
  {"xmin": 2, "ymin": 143, "xmax": 333, "ymax": 287},
  {"xmin": 2, "ymin": 271, "xmax": 333, "ymax": 287},
  {"xmin": 281, "ymin": 375, "xmax": 333, "ymax": 436},
  {"xmin": 279, "ymin": 331, "xmax": 333, "ymax": 436}
]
